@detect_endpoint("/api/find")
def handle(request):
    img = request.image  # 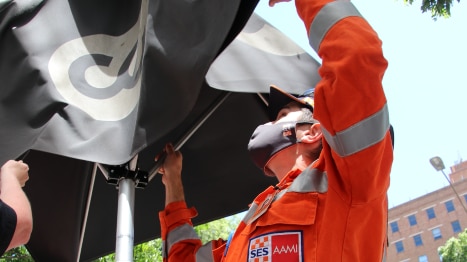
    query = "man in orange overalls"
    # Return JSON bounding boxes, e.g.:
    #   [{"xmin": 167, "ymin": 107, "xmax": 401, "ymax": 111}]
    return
[{"xmin": 157, "ymin": 0, "xmax": 393, "ymax": 261}]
